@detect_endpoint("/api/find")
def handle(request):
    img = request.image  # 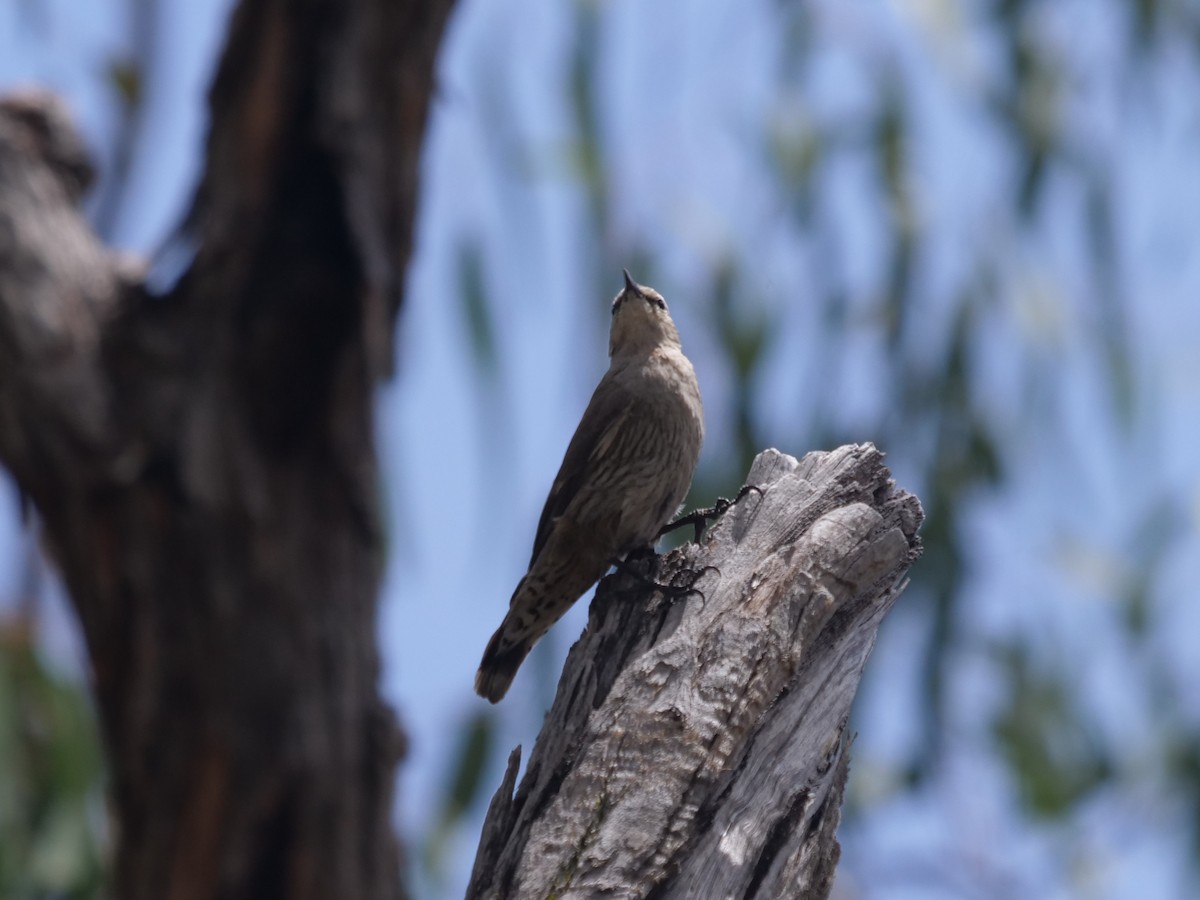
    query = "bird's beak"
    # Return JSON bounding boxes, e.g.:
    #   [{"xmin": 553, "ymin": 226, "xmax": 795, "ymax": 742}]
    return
[{"xmin": 622, "ymin": 269, "xmax": 638, "ymax": 294}]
